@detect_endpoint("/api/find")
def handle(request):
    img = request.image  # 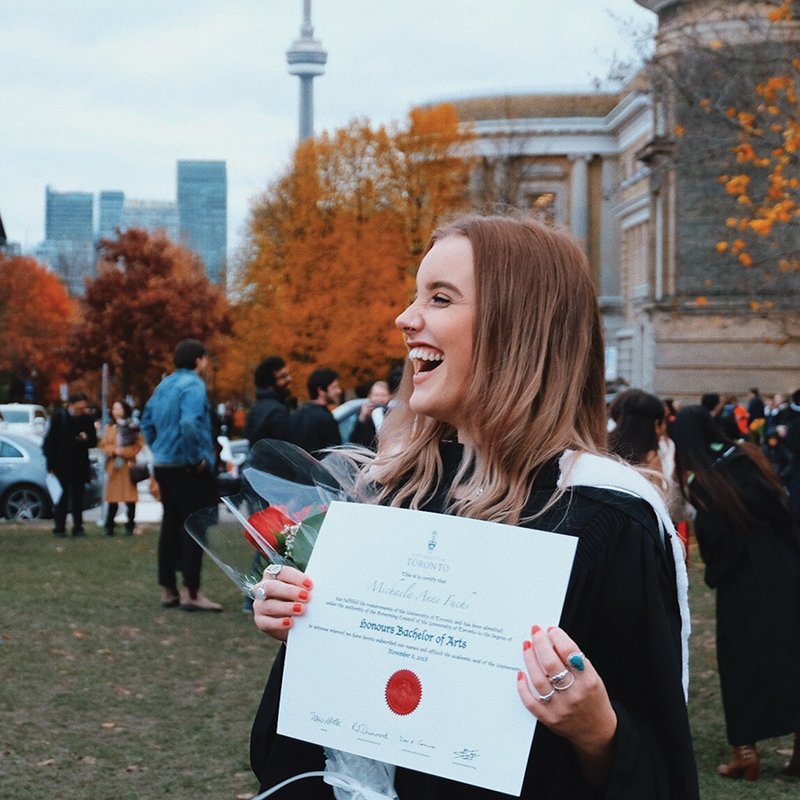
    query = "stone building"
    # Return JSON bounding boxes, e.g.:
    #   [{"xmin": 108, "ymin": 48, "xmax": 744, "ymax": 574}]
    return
[{"xmin": 447, "ymin": 0, "xmax": 799, "ymax": 401}]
